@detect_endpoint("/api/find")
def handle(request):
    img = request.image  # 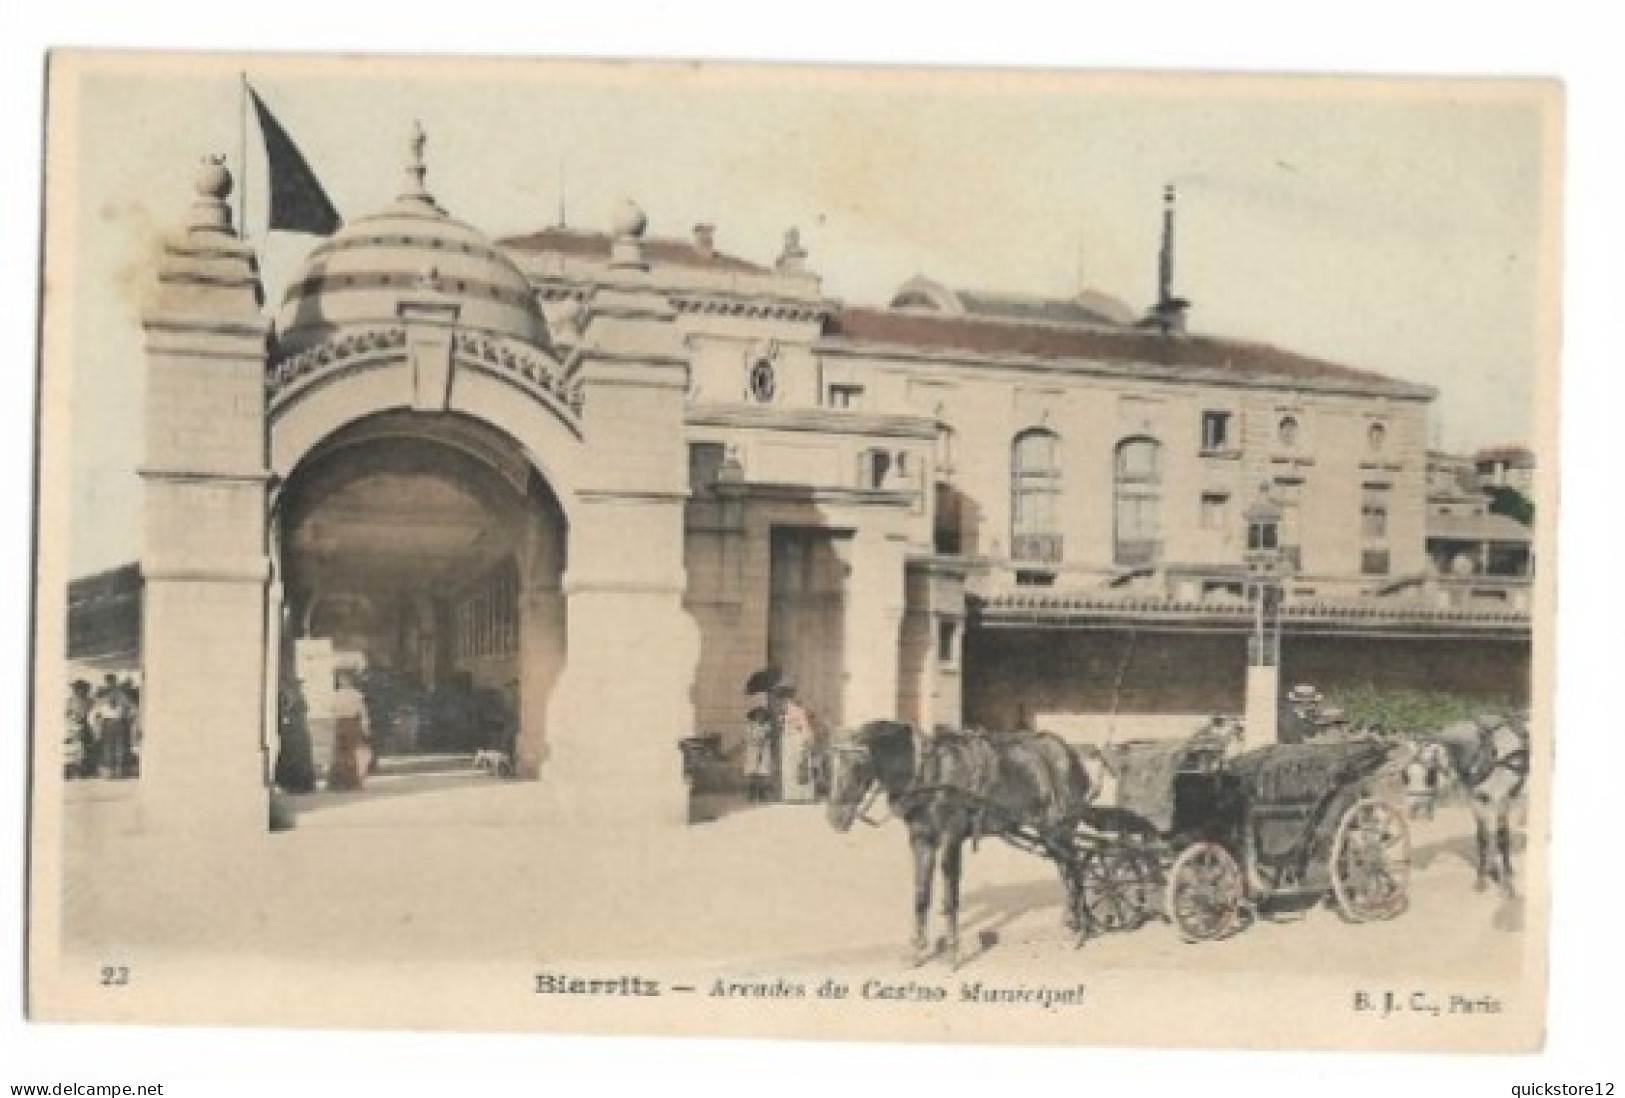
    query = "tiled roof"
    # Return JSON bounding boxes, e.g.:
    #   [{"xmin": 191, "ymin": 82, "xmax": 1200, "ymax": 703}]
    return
[
  {"xmin": 1473, "ymin": 444, "xmax": 1536, "ymax": 467},
  {"xmin": 952, "ymin": 289, "xmax": 1138, "ymax": 328},
  {"xmin": 976, "ymin": 591, "xmax": 1529, "ymax": 633},
  {"xmin": 1427, "ymin": 511, "xmax": 1534, "ymax": 543},
  {"xmin": 498, "ymin": 227, "xmax": 770, "ymax": 275},
  {"xmin": 826, "ymin": 306, "xmax": 1432, "ymax": 395}
]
